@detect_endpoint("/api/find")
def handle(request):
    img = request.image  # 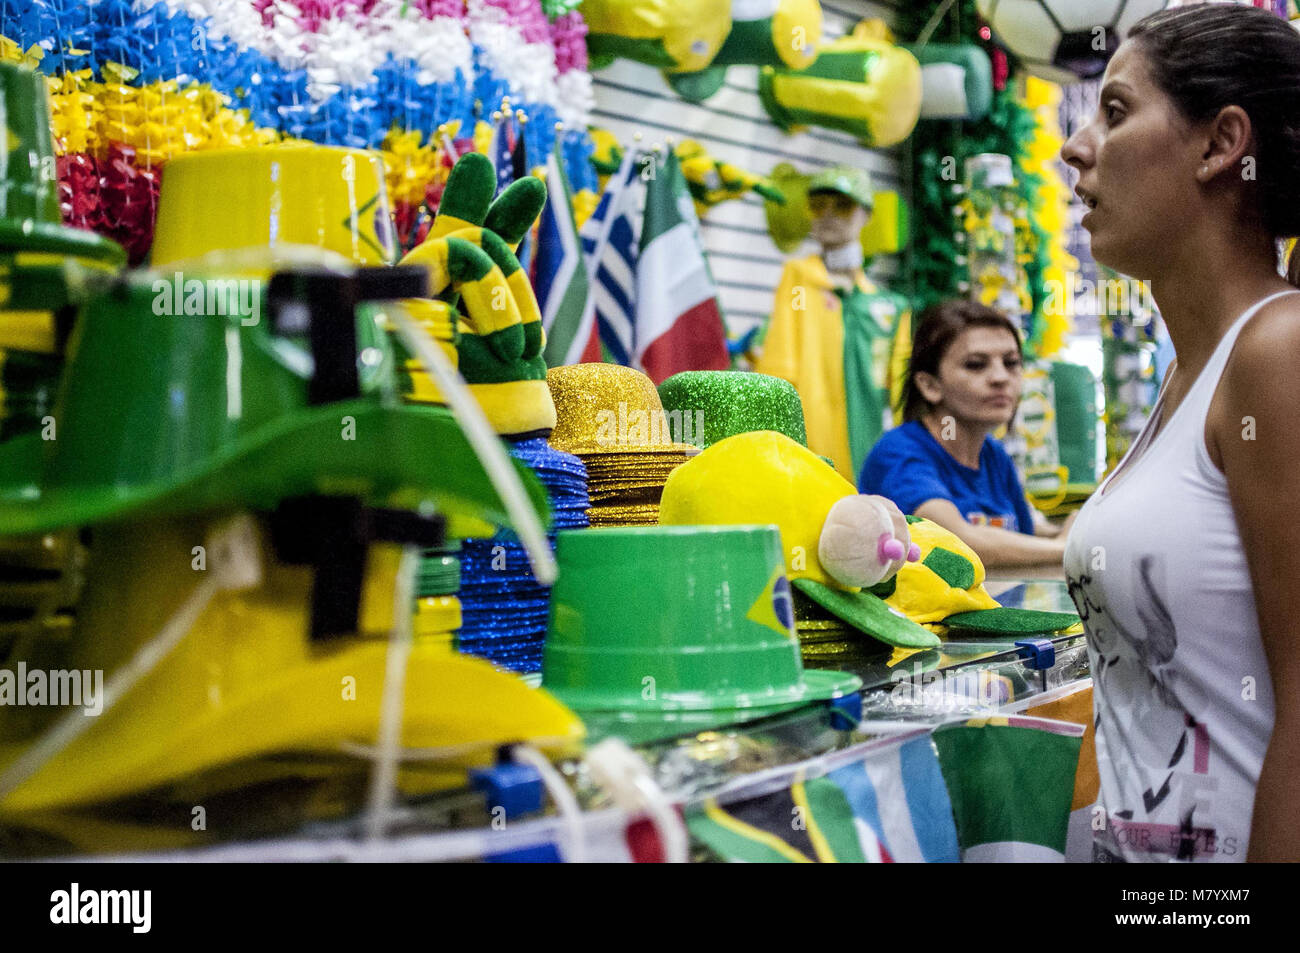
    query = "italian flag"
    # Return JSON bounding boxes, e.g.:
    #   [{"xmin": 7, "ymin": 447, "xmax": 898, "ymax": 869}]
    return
[{"xmin": 633, "ymin": 150, "xmax": 730, "ymax": 384}]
